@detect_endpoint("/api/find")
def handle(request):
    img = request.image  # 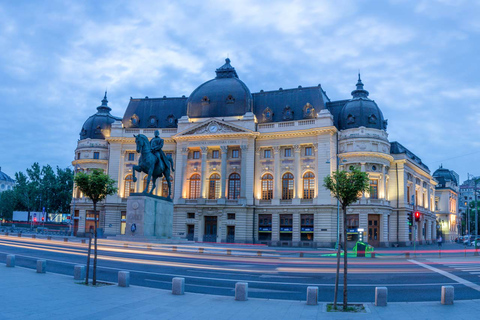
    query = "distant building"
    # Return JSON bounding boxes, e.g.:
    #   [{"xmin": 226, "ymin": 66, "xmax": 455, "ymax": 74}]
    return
[
  {"xmin": 458, "ymin": 176, "xmax": 480, "ymax": 235},
  {"xmin": 72, "ymin": 58, "xmax": 438, "ymax": 247},
  {"xmin": 0, "ymin": 167, "xmax": 15, "ymax": 193},
  {"xmin": 432, "ymin": 166, "xmax": 459, "ymax": 240}
]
